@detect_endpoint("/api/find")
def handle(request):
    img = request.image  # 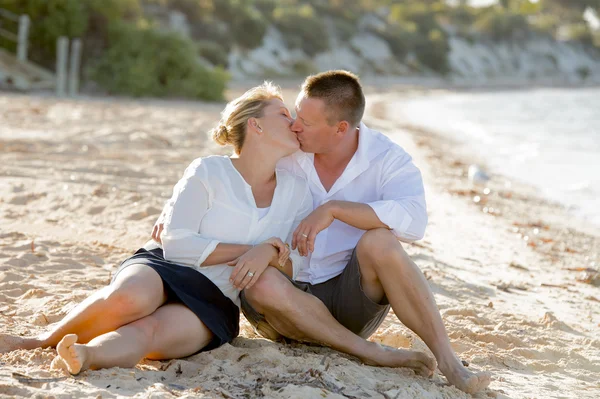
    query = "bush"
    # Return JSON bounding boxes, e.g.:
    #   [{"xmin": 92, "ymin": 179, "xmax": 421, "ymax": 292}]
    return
[
  {"xmin": 333, "ymin": 17, "xmax": 355, "ymax": 42},
  {"xmin": 229, "ymin": 5, "xmax": 267, "ymax": 49},
  {"xmin": 91, "ymin": 22, "xmax": 228, "ymax": 100},
  {"xmin": 389, "ymin": 3, "xmax": 440, "ymax": 34},
  {"xmin": 167, "ymin": 0, "xmax": 265, "ymax": 50},
  {"xmin": 167, "ymin": 0, "xmax": 214, "ymax": 21},
  {"xmin": 272, "ymin": 4, "xmax": 329, "ymax": 56},
  {"xmin": 474, "ymin": 8, "xmax": 531, "ymax": 41},
  {"xmin": 197, "ymin": 40, "xmax": 229, "ymax": 67},
  {"xmin": 309, "ymin": 0, "xmax": 363, "ymax": 24},
  {"xmin": 254, "ymin": 0, "xmax": 277, "ymax": 16},
  {"xmin": 0, "ymin": 0, "xmax": 90, "ymax": 68},
  {"xmin": 371, "ymin": 22, "xmax": 419, "ymax": 60},
  {"xmin": 576, "ymin": 66, "xmax": 590, "ymax": 80},
  {"xmin": 529, "ymin": 14, "xmax": 560, "ymax": 38},
  {"xmin": 561, "ymin": 23, "xmax": 595, "ymax": 46},
  {"xmin": 415, "ymin": 29, "xmax": 450, "ymax": 74},
  {"xmin": 372, "ymin": 20, "xmax": 450, "ymax": 73}
]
